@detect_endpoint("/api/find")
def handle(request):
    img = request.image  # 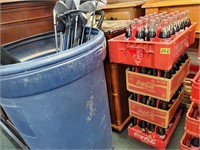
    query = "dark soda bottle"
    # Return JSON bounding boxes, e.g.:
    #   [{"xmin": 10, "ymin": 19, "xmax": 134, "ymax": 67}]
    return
[
  {"xmin": 131, "ymin": 93, "xmax": 138, "ymax": 101},
  {"xmin": 177, "ymin": 13, "xmax": 184, "ymax": 31},
  {"xmin": 172, "ymin": 91, "xmax": 179, "ymax": 102},
  {"xmin": 130, "ymin": 66, "xmax": 136, "ymax": 72},
  {"xmin": 139, "ymin": 120, "xmax": 147, "ymax": 133},
  {"xmin": 173, "ymin": 62, "xmax": 179, "ymax": 72},
  {"xmin": 131, "ymin": 19, "xmax": 138, "ymax": 38},
  {"xmin": 149, "ymin": 68, "xmax": 157, "ymax": 76},
  {"xmin": 125, "ymin": 23, "xmax": 132, "ymax": 40},
  {"xmin": 140, "ymin": 95, "xmax": 148, "ymax": 104},
  {"xmin": 177, "ymin": 57, "xmax": 182, "ymax": 67},
  {"xmin": 135, "ymin": 20, "xmax": 145, "ymax": 41},
  {"xmin": 168, "ymin": 17, "xmax": 176, "ymax": 36},
  {"xmin": 148, "ymin": 123, "xmax": 155, "ymax": 134},
  {"xmin": 174, "ymin": 15, "xmax": 180, "ymax": 32},
  {"xmin": 157, "ymin": 127, "xmax": 166, "ymax": 140},
  {"xmin": 143, "ymin": 18, "xmax": 150, "ymax": 41},
  {"xmin": 170, "ymin": 66, "xmax": 176, "ymax": 75},
  {"xmin": 159, "ymin": 19, "xmax": 171, "ymax": 38},
  {"xmin": 183, "ymin": 52, "xmax": 188, "ymax": 61},
  {"xmin": 141, "ymin": 67, "xmax": 148, "ymax": 74},
  {"xmin": 185, "ymin": 10, "xmax": 191, "ymax": 27},
  {"xmin": 131, "ymin": 117, "xmax": 138, "ymax": 127},
  {"xmin": 160, "ymin": 101, "xmax": 169, "ymax": 110},
  {"xmin": 190, "ymin": 137, "xmax": 200, "ymax": 148},
  {"xmin": 179, "ymin": 55, "xmax": 185, "ymax": 64},
  {"xmin": 152, "ymin": 69, "xmax": 158, "ymax": 76},
  {"xmin": 163, "ymin": 70, "xmax": 171, "ymax": 79},
  {"xmin": 149, "ymin": 98, "xmax": 157, "ymax": 107},
  {"xmin": 148, "ymin": 19, "xmax": 156, "ymax": 39}
]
